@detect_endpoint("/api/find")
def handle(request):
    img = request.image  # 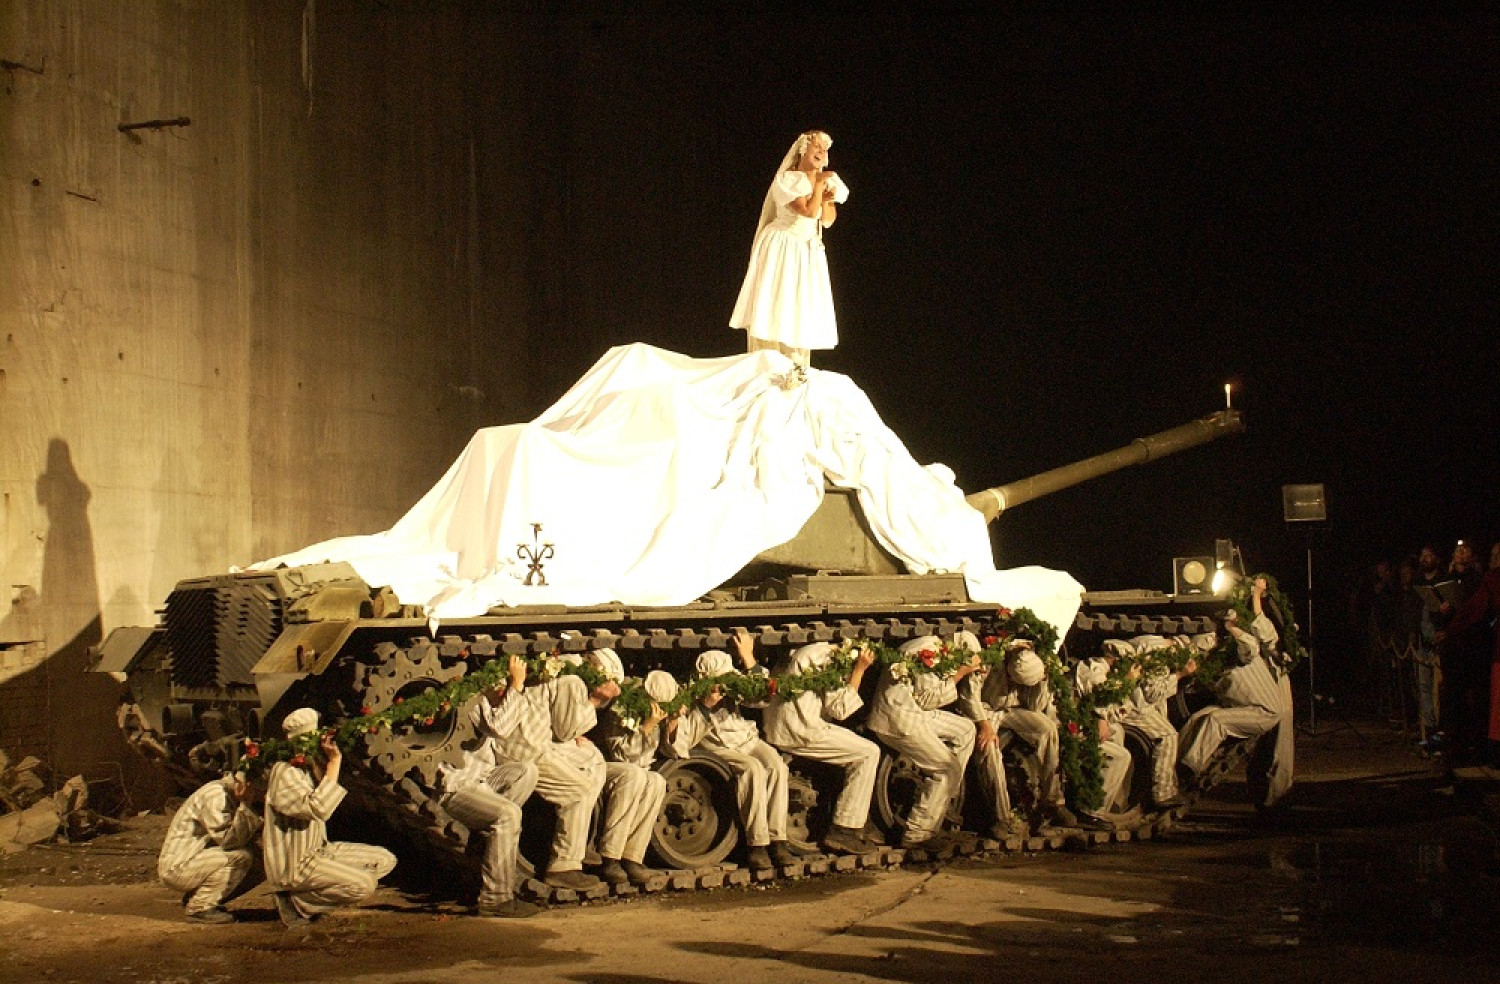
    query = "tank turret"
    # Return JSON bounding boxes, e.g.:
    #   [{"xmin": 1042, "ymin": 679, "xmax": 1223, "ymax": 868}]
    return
[{"xmin": 744, "ymin": 410, "xmax": 1245, "ymax": 581}]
